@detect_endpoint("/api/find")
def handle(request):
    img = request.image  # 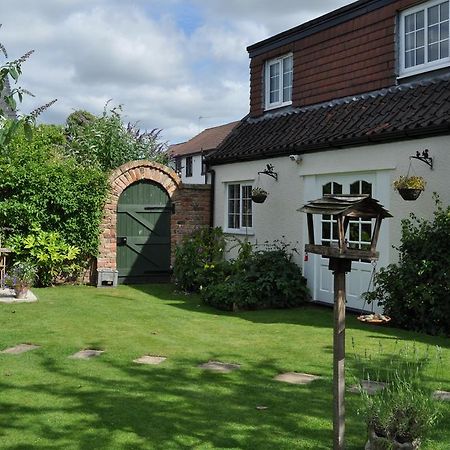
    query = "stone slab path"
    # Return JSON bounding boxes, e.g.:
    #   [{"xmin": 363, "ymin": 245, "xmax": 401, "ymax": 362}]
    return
[
  {"xmin": 274, "ymin": 372, "xmax": 321, "ymax": 385},
  {"xmin": 348, "ymin": 380, "xmax": 387, "ymax": 394},
  {"xmin": 0, "ymin": 288, "xmax": 37, "ymax": 303},
  {"xmin": 433, "ymin": 390, "xmax": 450, "ymax": 401},
  {"xmin": 1, "ymin": 344, "xmax": 40, "ymax": 354},
  {"xmin": 198, "ymin": 361, "xmax": 241, "ymax": 373},
  {"xmin": 134, "ymin": 355, "xmax": 166, "ymax": 365},
  {"xmin": 69, "ymin": 349, "xmax": 104, "ymax": 359}
]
